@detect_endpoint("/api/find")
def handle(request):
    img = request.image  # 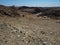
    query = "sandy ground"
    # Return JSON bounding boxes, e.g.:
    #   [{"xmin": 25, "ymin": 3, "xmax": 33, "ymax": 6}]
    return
[{"xmin": 0, "ymin": 14, "xmax": 60, "ymax": 45}]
